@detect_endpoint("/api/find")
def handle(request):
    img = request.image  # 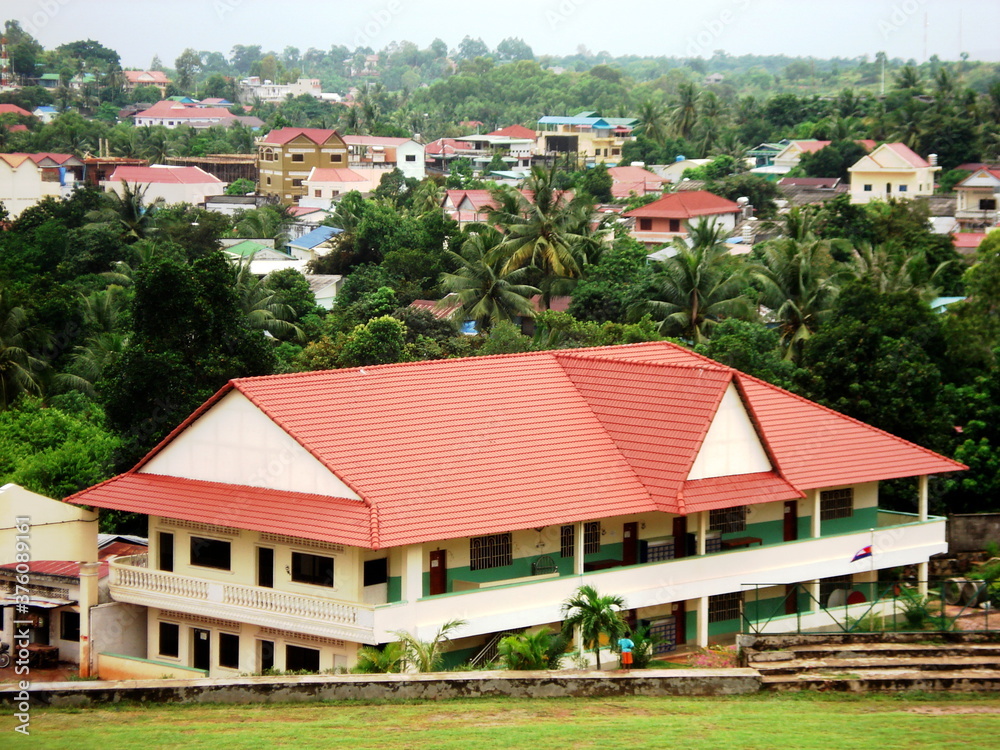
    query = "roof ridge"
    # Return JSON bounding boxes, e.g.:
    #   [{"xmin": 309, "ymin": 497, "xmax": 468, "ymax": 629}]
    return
[
  {"xmin": 553, "ymin": 350, "xmax": 732, "ymax": 373},
  {"xmin": 734, "ymin": 372, "xmax": 967, "ymax": 473}
]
